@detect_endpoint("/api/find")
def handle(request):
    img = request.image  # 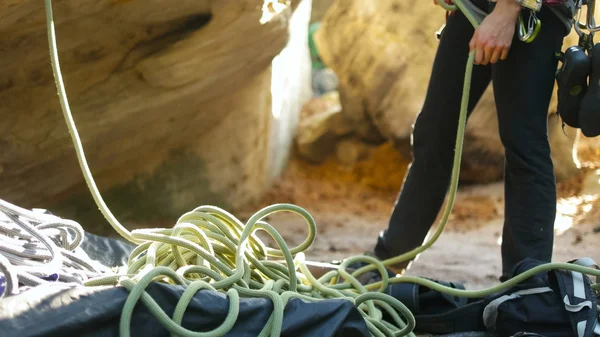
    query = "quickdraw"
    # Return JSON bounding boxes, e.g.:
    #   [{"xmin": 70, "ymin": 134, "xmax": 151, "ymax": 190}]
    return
[{"xmin": 518, "ymin": 10, "xmax": 542, "ymax": 43}]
